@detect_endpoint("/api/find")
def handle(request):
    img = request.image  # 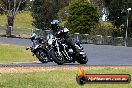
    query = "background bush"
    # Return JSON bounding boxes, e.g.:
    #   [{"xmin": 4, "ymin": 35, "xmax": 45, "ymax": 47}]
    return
[{"xmin": 65, "ymin": 0, "xmax": 99, "ymax": 34}]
